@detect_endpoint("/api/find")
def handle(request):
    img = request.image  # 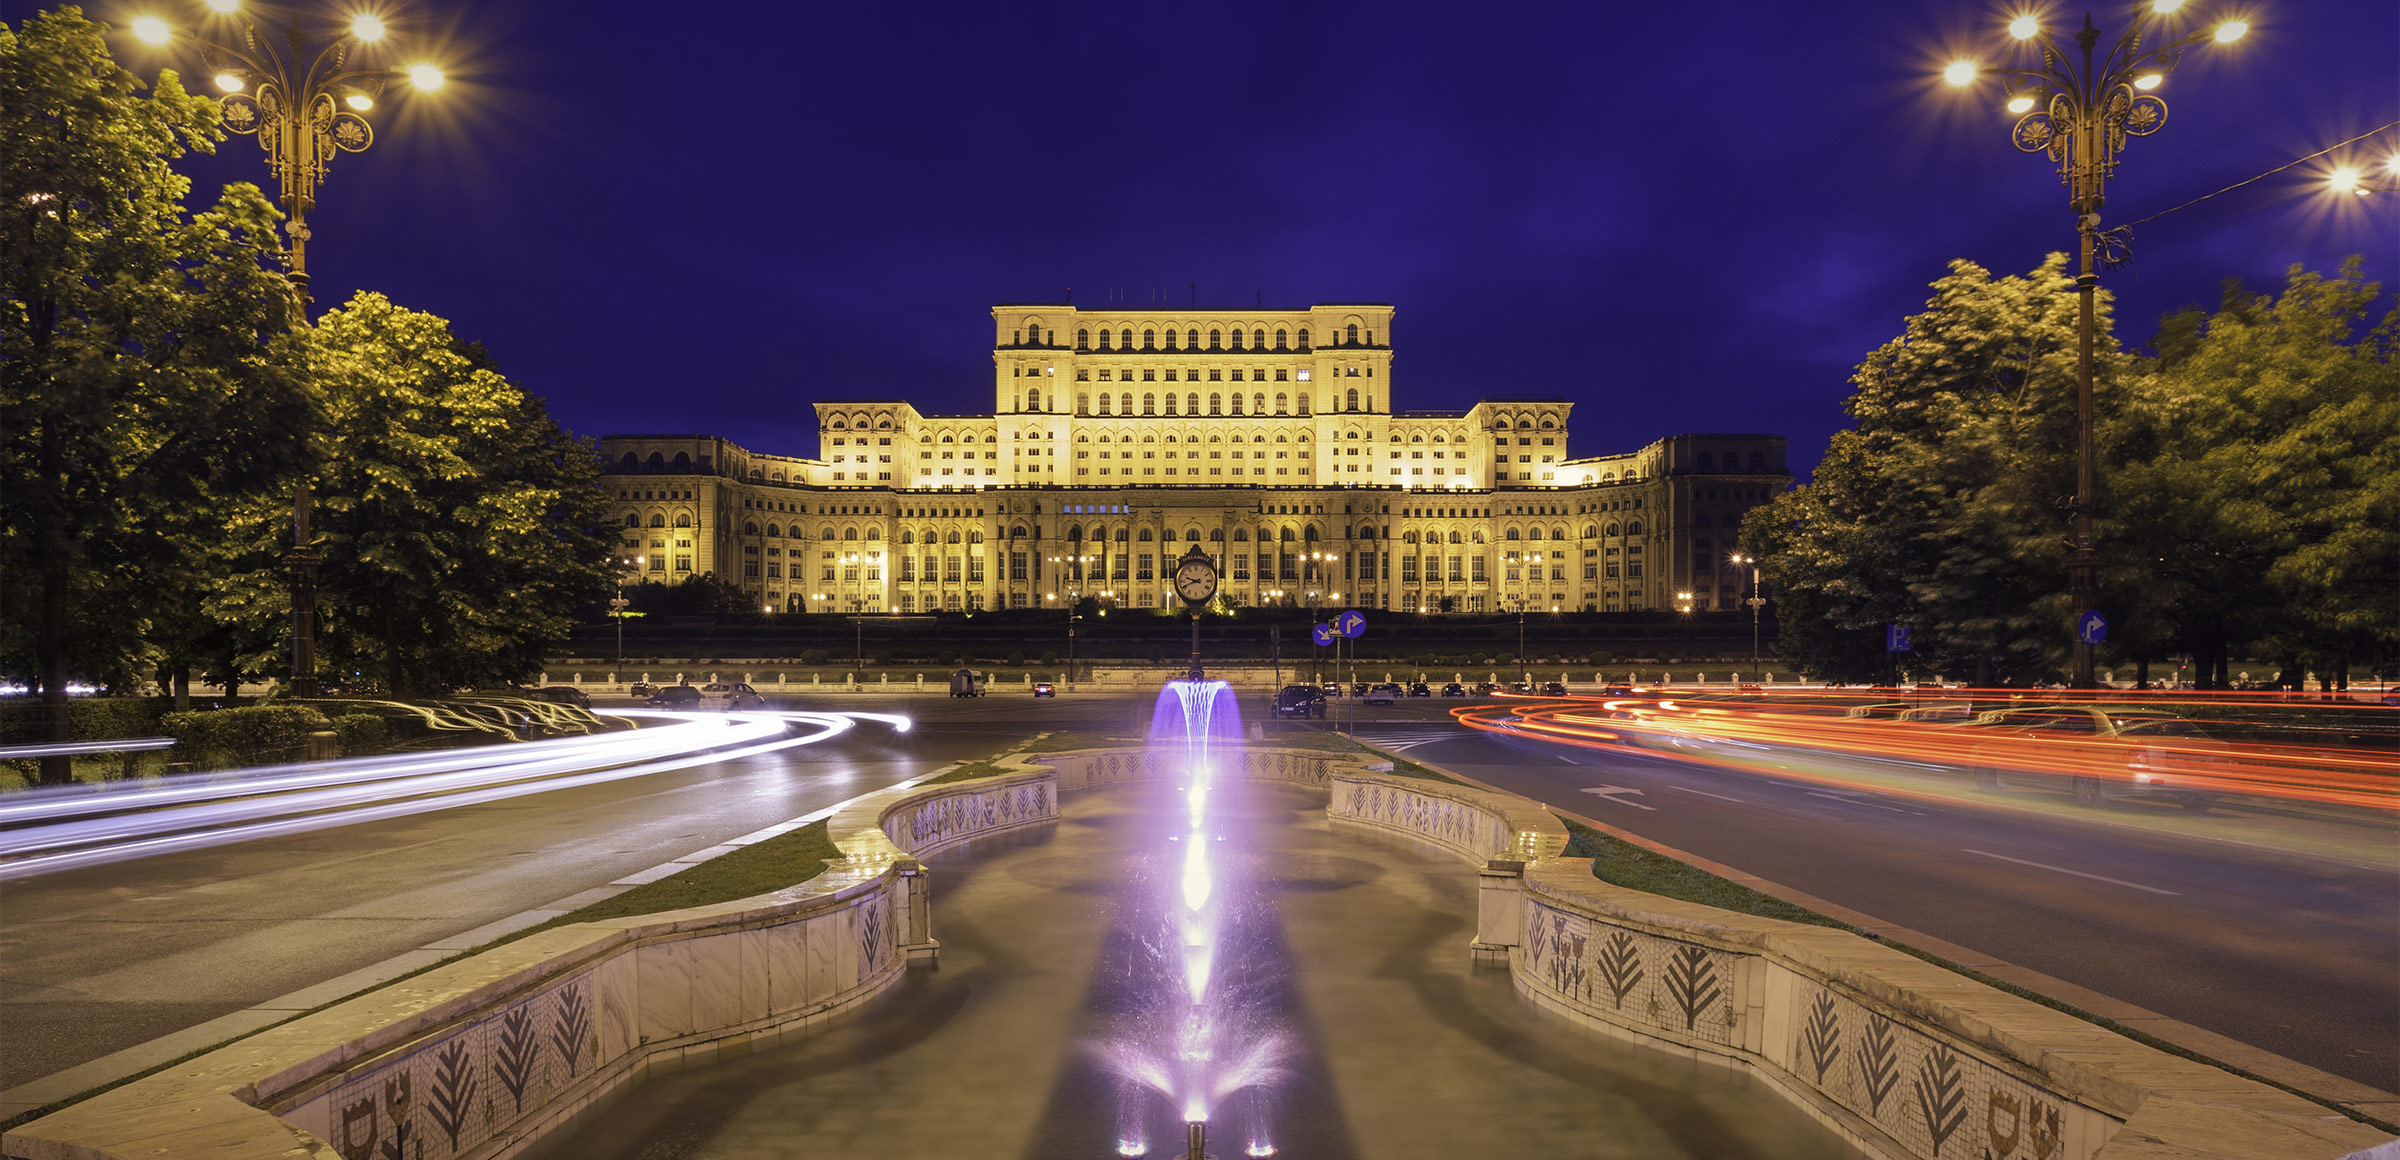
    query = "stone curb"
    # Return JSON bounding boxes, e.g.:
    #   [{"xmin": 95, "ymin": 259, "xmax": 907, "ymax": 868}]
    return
[{"xmin": 1347, "ymin": 735, "xmax": 2400, "ymax": 1129}]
